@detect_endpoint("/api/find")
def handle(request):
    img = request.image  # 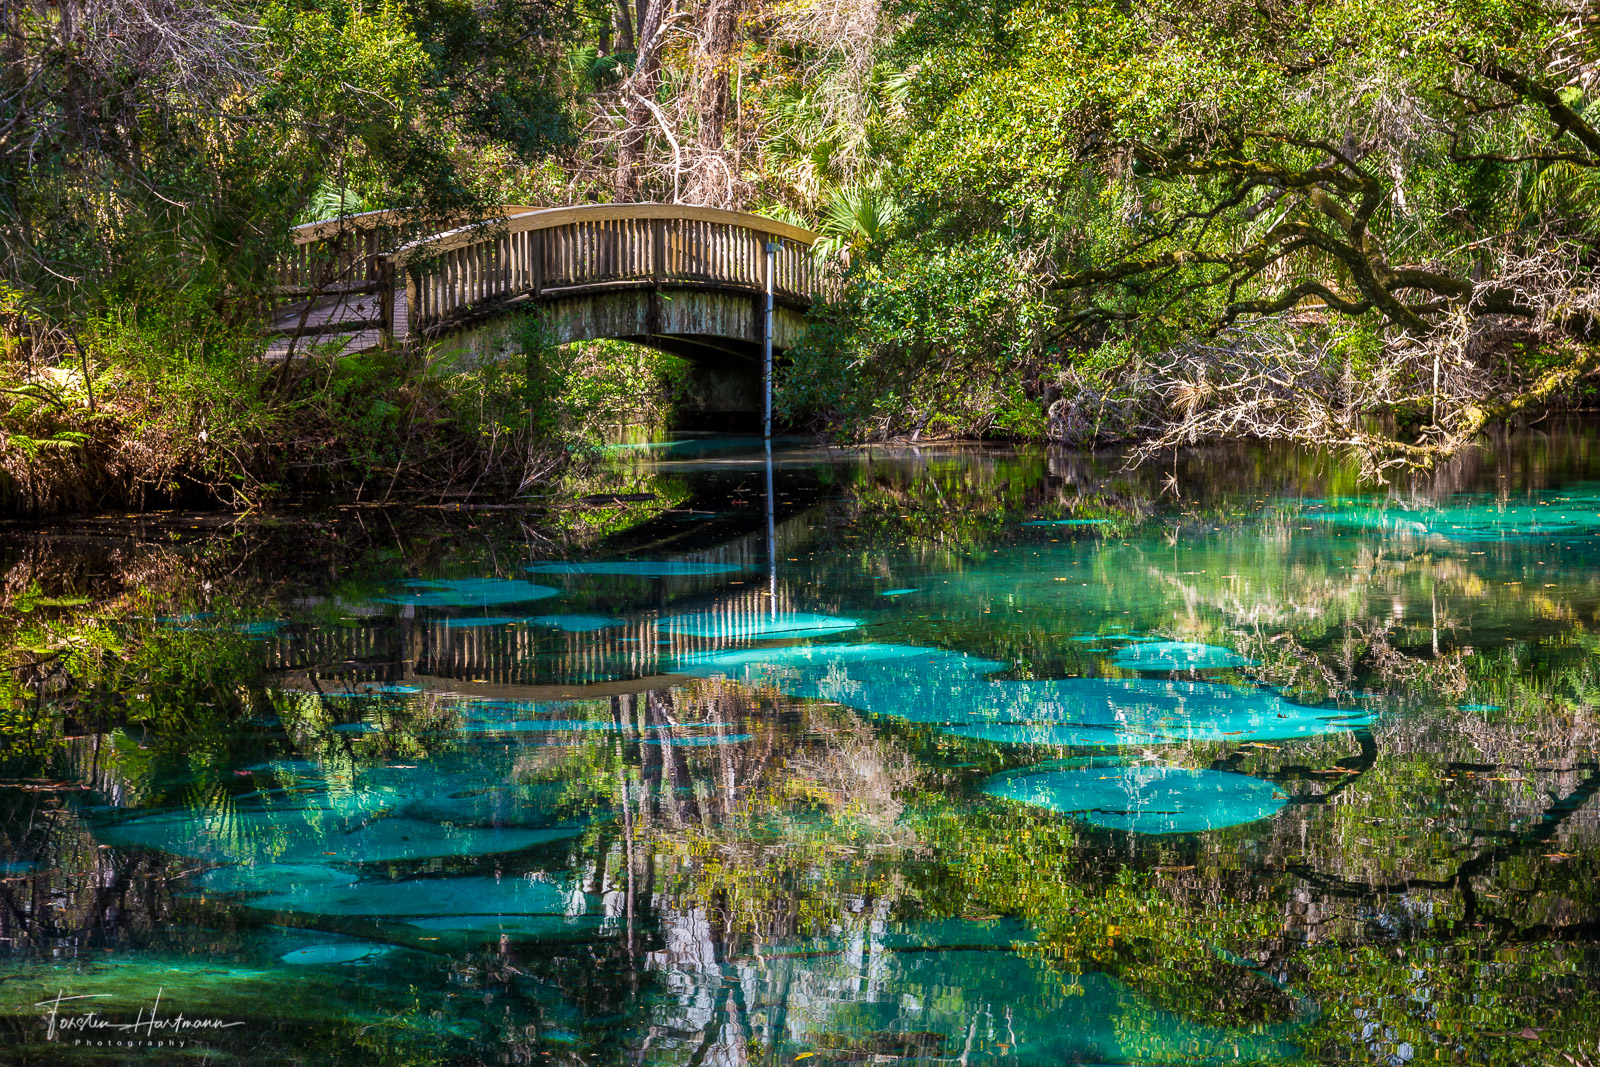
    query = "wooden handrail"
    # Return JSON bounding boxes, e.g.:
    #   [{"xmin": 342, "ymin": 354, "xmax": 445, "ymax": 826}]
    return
[
  {"xmin": 290, "ymin": 205, "xmax": 540, "ymax": 246},
  {"xmin": 385, "ymin": 203, "xmax": 818, "ymax": 267}
]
